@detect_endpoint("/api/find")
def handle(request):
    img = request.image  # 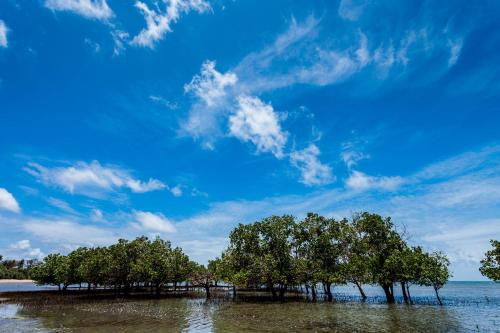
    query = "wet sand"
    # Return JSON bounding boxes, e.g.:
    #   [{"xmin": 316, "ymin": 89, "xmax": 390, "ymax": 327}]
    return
[{"xmin": 0, "ymin": 280, "xmax": 34, "ymax": 284}]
